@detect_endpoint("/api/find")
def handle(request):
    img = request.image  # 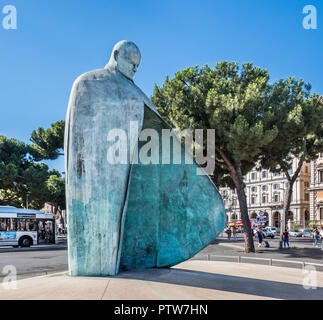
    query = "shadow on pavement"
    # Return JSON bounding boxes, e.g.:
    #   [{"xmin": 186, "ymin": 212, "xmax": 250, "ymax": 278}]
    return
[{"xmin": 116, "ymin": 267, "xmax": 323, "ymax": 300}]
